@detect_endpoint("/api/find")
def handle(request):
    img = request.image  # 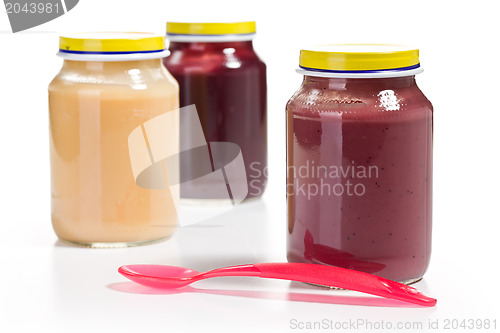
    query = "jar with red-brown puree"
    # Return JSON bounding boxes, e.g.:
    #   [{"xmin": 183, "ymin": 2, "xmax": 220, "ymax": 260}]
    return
[
  {"xmin": 286, "ymin": 45, "xmax": 433, "ymax": 283},
  {"xmin": 164, "ymin": 22, "xmax": 267, "ymax": 201}
]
